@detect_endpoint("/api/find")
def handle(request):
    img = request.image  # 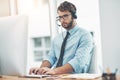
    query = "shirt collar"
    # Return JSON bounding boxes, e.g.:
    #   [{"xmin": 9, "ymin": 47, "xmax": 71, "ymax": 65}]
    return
[{"xmin": 67, "ymin": 25, "xmax": 79, "ymax": 35}]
